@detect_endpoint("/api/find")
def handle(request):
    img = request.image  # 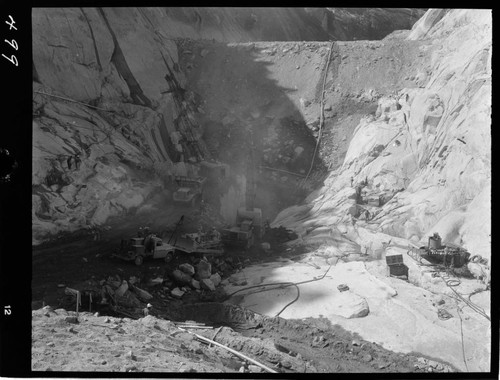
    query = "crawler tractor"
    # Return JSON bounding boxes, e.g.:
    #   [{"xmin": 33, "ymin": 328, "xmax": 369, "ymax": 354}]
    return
[{"xmin": 172, "ymin": 176, "xmax": 206, "ymax": 206}]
